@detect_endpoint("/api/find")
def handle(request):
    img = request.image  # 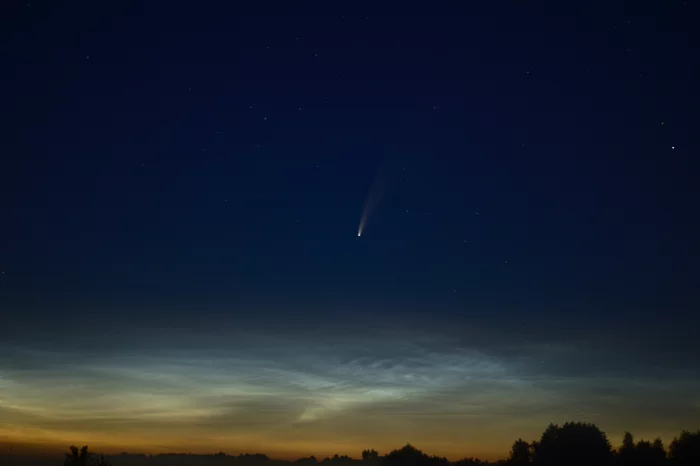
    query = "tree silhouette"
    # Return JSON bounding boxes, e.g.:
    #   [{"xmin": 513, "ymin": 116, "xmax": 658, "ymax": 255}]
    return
[
  {"xmin": 64, "ymin": 446, "xmax": 112, "ymax": 466},
  {"xmin": 91, "ymin": 454, "xmax": 112, "ymax": 466},
  {"xmin": 454, "ymin": 458, "xmax": 485, "ymax": 466},
  {"xmin": 507, "ymin": 439, "xmax": 532, "ymax": 466},
  {"xmin": 532, "ymin": 422, "xmax": 612, "ymax": 466},
  {"xmin": 65, "ymin": 446, "xmax": 91, "ymax": 466},
  {"xmin": 635, "ymin": 438, "xmax": 667, "ymax": 466},
  {"xmin": 615, "ymin": 433, "xmax": 667, "ymax": 466},
  {"xmin": 382, "ymin": 444, "xmax": 424, "ymax": 466},
  {"xmin": 616, "ymin": 432, "xmax": 636, "ymax": 466},
  {"xmin": 669, "ymin": 430, "xmax": 700, "ymax": 465},
  {"xmin": 652, "ymin": 438, "xmax": 664, "ymax": 451},
  {"xmin": 362, "ymin": 450, "xmax": 379, "ymax": 462},
  {"xmin": 382, "ymin": 444, "xmax": 447, "ymax": 466}
]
